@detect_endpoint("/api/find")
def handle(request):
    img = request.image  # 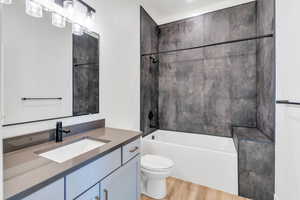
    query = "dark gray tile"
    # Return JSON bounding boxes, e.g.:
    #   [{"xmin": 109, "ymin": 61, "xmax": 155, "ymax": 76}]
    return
[
  {"xmin": 158, "ymin": 3, "xmax": 256, "ymax": 52},
  {"xmin": 239, "ymin": 140, "xmax": 275, "ymax": 200},
  {"xmin": 158, "ymin": 3, "xmax": 256, "ymax": 53},
  {"xmin": 257, "ymin": 38, "xmax": 275, "ymax": 140},
  {"xmin": 141, "ymin": 56, "xmax": 159, "ymax": 135},
  {"xmin": 73, "ymin": 33, "xmax": 99, "ymax": 65},
  {"xmin": 141, "ymin": 7, "xmax": 159, "ymax": 54},
  {"xmin": 73, "ymin": 65, "xmax": 99, "ymax": 116},
  {"xmin": 73, "ymin": 66, "xmax": 89, "ymax": 115},
  {"xmin": 231, "ymin": 98, "xmax": 256, "ymax": 127},
  {"xmin": 159, "ymin": 22, "xmax": 179, "ymax": 52},
  {"xmin": 233, "ymin": 127, "xmax": 272, "ymax": 145},
  {"xmin": 140, "ymin": 7, "xmax": 159, "ymax": 135},
  {"xmin": 159, "ymin": 16, "xmax": 204, "ymax": 51},
  {"xmin": 203, "ymin": 8, "xmax": 231, "ymax": 44},
  {"xmin": 228, "ymin": 2, "xmax": 257, "ymax": 39},
  {"xmin": 257, "ymin": 0, "xmax": 275, "ymax": 35},
  {"xmin": 88, "ymin": 67, "xmax": 99, "ymax": 114},
  {"xmin": 73, "ymin": 32, "xmax": 99, "ymax": 117},
  {"xmin": 233, "ymin": 127, "xmax": 275, "ymax": 200},
  {"xmin": 158, "ymin": 41, "xmax": 257, "ymax": 137},
  {"xmin": 203, "ymin": 3, "xmax": 256, "ymax": 45}
]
